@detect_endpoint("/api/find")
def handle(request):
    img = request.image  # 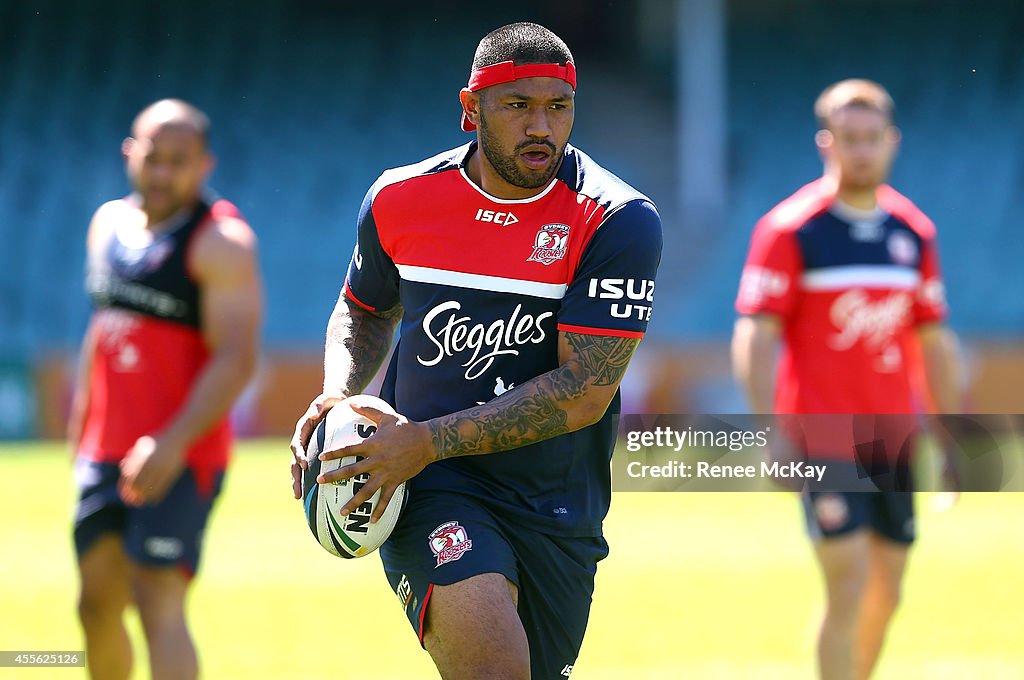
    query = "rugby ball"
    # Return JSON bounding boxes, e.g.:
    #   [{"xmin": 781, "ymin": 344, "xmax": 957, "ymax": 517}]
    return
[{"xmin": 301, "ymin": 395, "xmax": 406, "ymax": 558}]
